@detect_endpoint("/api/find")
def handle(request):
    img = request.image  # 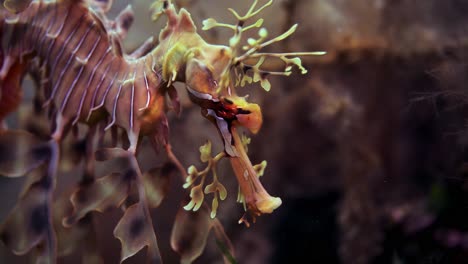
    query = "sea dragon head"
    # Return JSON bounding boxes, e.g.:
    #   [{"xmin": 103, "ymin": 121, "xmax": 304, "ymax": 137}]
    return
[{"xmin": 152, "ymin": 0, "xmax": 325, "ymax": 224}]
